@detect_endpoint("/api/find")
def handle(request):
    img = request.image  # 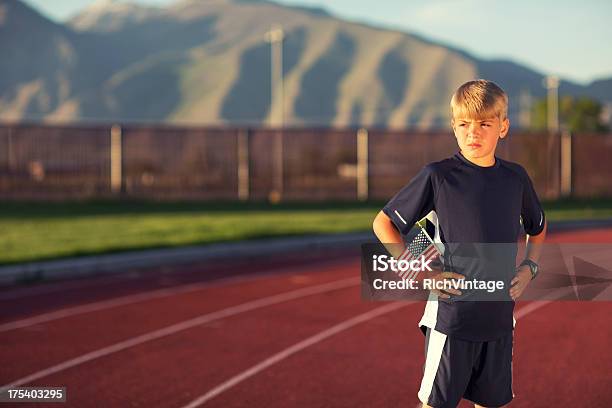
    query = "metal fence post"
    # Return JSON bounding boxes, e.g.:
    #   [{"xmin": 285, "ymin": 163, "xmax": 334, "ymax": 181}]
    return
[
  {"xmin": 110, "ymin": 124, "xmax": 123, "ymax": 194},
  {"xmin": 560, "ymin": 130, "xmax": 572, "ymax": 197},
  {"xmin": 237, "ymin": 128, "xmax": 250, "ymax": 201},
  {"xmin": 357, "ymin": 128, "xmax": 369, "ymax": 201}
]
